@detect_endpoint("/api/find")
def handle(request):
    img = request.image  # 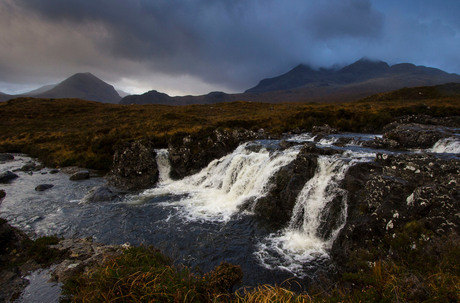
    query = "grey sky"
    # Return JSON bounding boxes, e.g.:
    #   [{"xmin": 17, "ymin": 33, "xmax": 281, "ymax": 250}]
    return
[{"xmin": 1, "ymin": 0, "xmax": 459, "ymax": 96}]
